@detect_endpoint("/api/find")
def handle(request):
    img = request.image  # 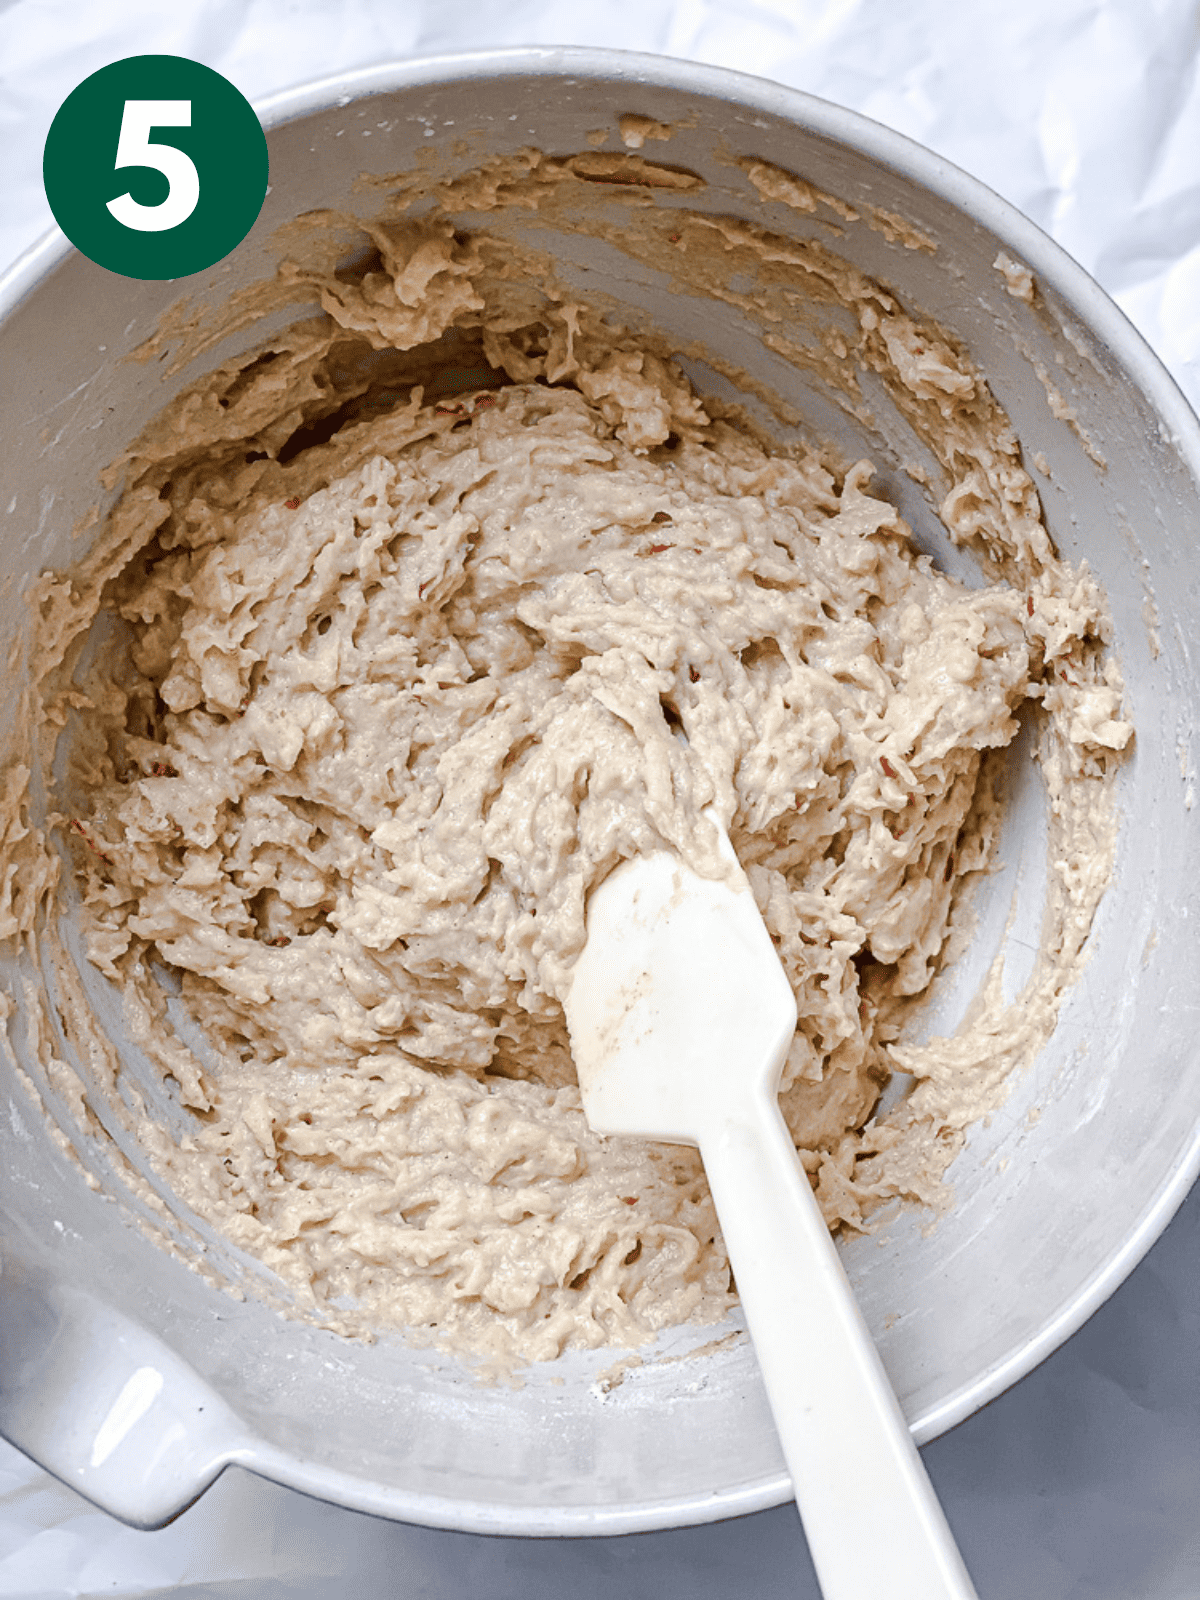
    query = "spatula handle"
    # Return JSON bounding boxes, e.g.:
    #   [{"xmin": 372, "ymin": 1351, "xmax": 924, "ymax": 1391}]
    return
[{"xmin": 698, "ymin": 1096, "xmax": 978, "ymax": 1600}]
